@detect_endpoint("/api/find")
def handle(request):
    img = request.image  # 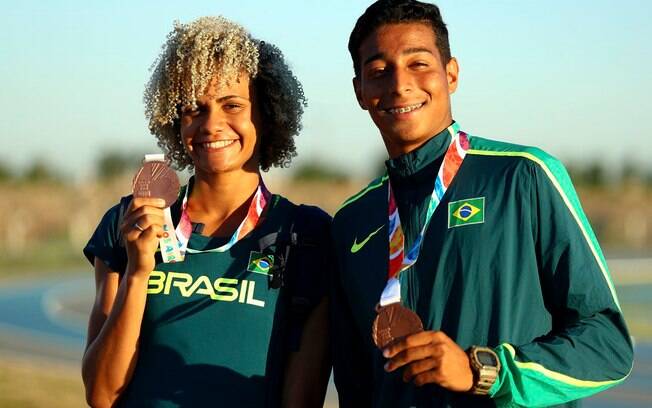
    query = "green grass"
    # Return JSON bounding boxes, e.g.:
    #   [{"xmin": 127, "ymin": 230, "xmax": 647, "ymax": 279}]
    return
[{"xmin": 0, "ymin": 240, "xmax": 87, "ymax": 280}]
